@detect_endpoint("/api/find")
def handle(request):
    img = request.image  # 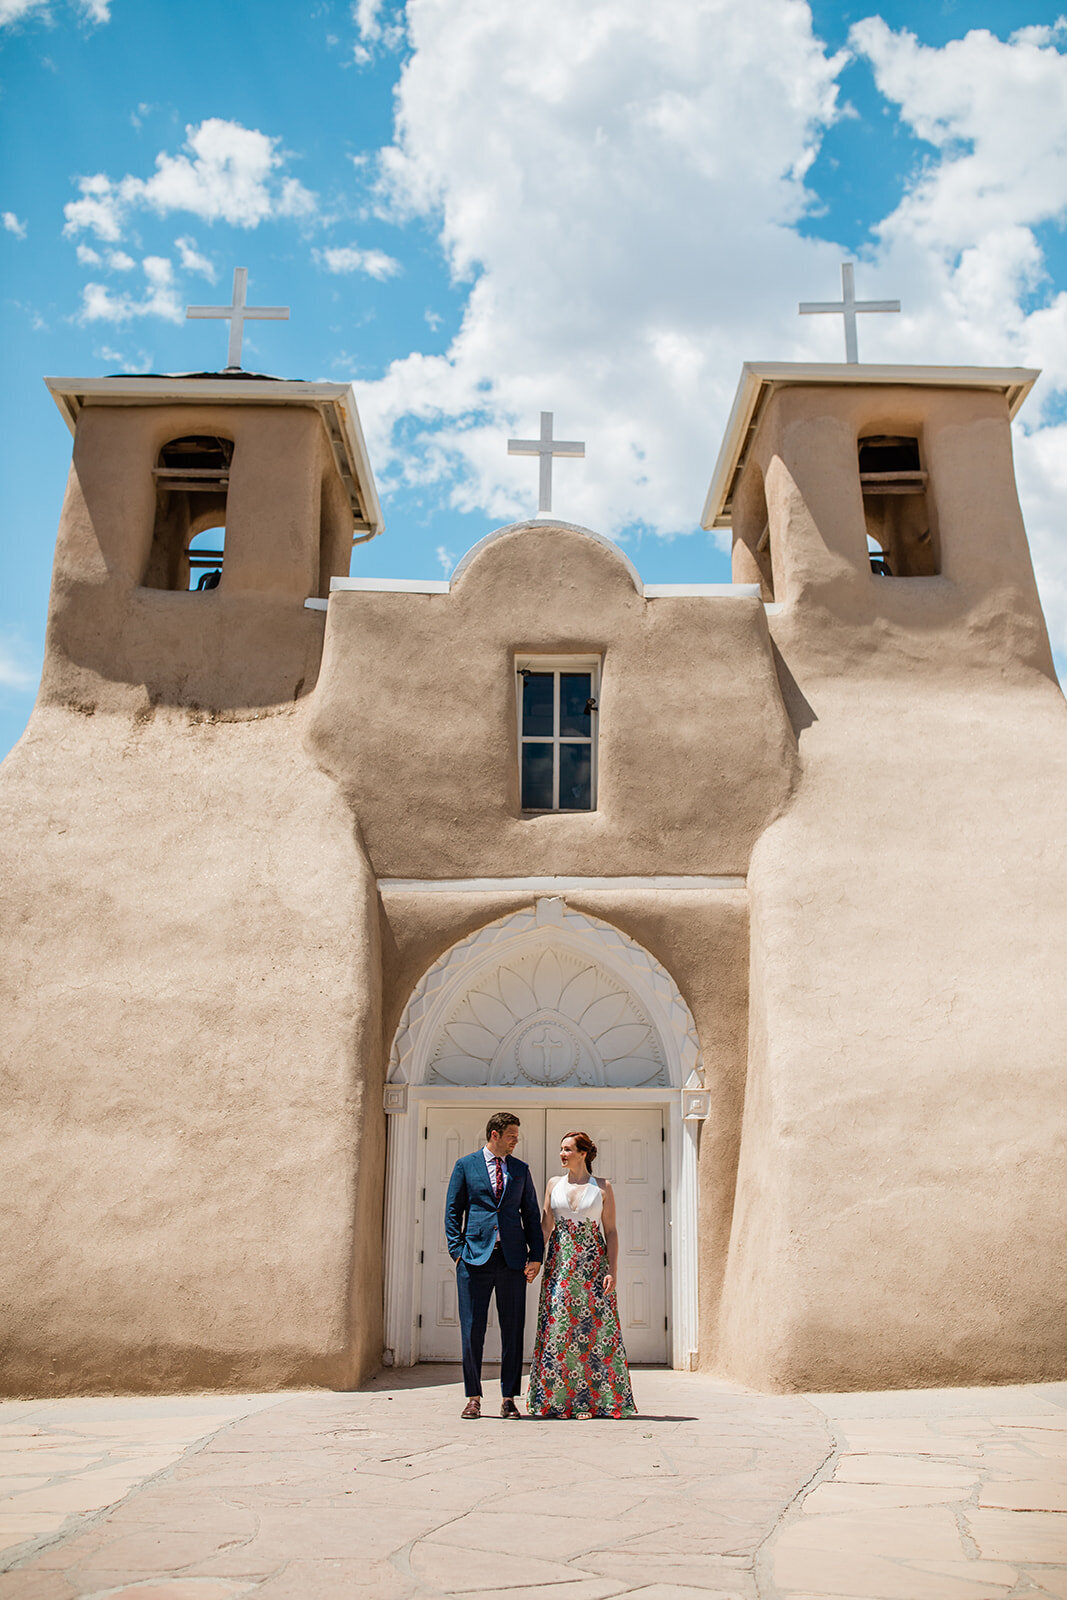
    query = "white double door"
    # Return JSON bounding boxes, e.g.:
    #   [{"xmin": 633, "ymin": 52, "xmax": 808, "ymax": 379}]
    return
[{"xmin": 419, "ymin": 1105, "xmax": 667, "ymax": 1365}]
